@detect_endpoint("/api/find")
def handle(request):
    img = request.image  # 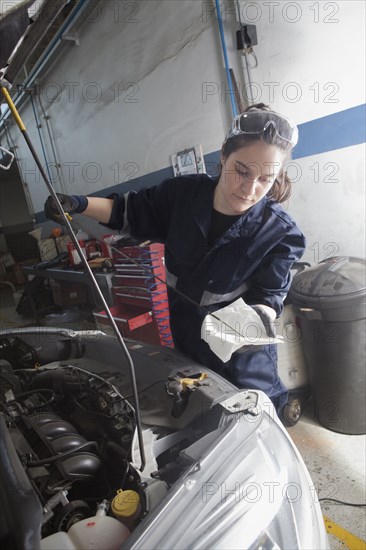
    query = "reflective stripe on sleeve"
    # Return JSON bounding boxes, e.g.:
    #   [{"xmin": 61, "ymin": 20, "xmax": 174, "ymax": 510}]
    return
[{"xmin": 200, "ymin": 280, "xmax": 248, "ymax": 306}]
